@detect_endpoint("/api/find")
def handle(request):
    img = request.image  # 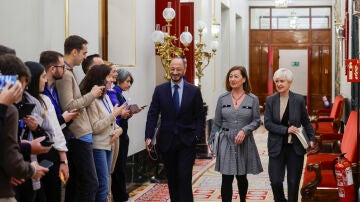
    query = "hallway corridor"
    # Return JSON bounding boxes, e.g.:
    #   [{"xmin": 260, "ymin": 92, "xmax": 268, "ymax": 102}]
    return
[{"xmin": 129, "ymin": 125, "xmax": 288, "ymax": 201}]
